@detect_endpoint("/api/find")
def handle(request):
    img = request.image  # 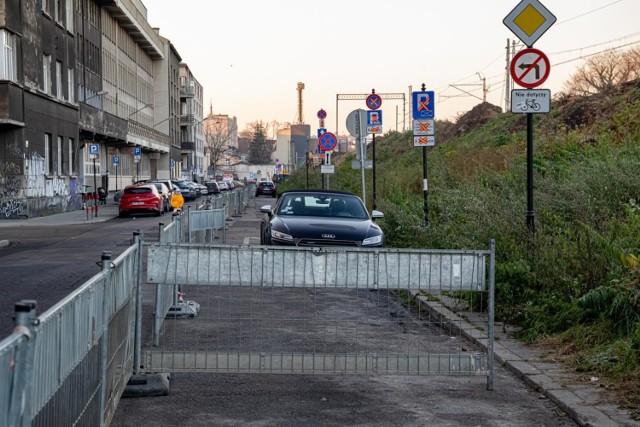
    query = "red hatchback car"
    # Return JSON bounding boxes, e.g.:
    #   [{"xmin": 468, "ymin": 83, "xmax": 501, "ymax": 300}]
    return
[{"xmin": 118, "ymin": 184, "xmax": 164, "ymax": 217}]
